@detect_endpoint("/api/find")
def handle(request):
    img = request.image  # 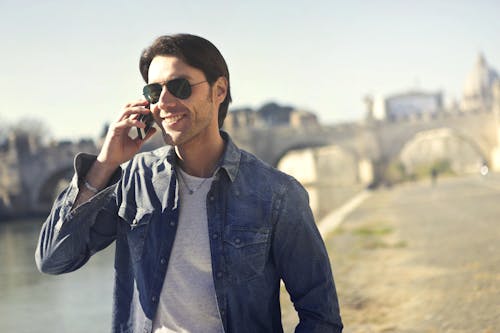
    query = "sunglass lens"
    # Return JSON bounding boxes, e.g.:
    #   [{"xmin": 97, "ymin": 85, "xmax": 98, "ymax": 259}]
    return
[
  {"xmin": 143, "ymin": 83, "xmax": 162, "ymax": 103},
  {"xmin": 143, "ymin": 78, "xmax": 193, "ymax": 102},
  {"xmin": 167, "ymin": 78, "xmax": 191, "ymax": 99}
]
